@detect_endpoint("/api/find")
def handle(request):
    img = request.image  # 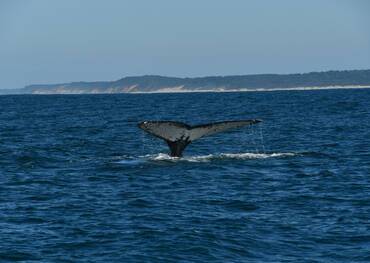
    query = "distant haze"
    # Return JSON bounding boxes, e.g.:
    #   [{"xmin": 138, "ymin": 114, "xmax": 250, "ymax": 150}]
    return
[{"xmin": 1, "ymin": 0, "xmax": 370, "ymax": 89}]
